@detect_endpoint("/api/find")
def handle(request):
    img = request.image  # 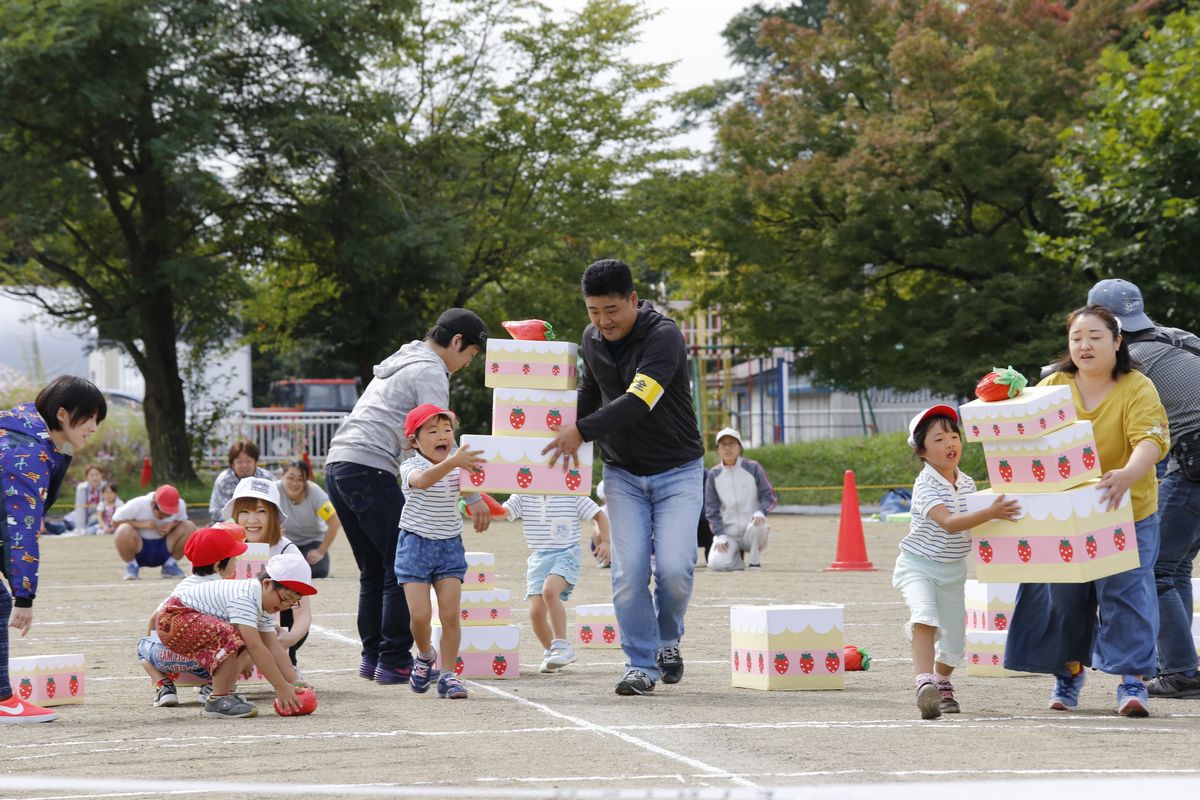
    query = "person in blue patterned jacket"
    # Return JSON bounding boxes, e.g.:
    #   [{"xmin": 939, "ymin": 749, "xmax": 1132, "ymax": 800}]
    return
[{"xmin": 0, "ymin": 376, "xmax": 106, "ymax": 724}]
